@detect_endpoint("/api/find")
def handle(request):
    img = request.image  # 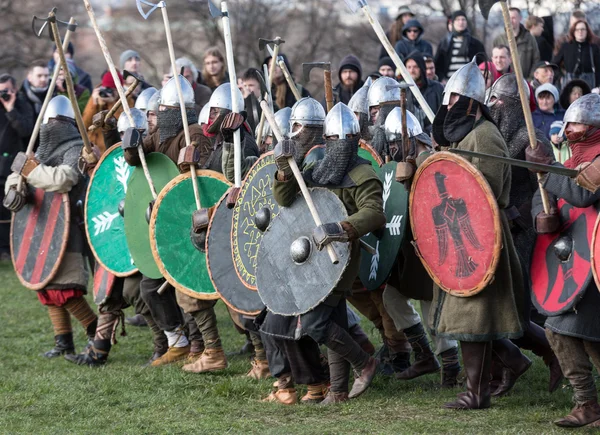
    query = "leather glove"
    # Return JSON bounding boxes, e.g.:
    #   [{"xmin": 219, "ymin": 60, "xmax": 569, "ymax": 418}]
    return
[
  {"xmin": 78, "ymin": 144, "xmax": 102, "ymax": 176},
  {"xmin": 535, "ymin": 211, "xmax": 559, "ymax": 234},
  {"xmin": 312, "ymin": 222, "xmax": 349, "ymax": 251},
  {"xmin": 395, "ymin": 161, "xmax": 416, "ymax": 182},
  {"xmin": 91, "ymin": 110, "xmax": 117, "ymax": 132},
  {"xmin": 274, "ymin": 139, "xmax": 296, "ymax": 179},
  {"xmin": 3, "ymin": 185, "xmax": 26, "ymax": 213},
  {"xmin": 122, "ymin": 127, "xmax": 142, "ymax": 151},
  {"xmin": 11, "ymin": 152, "xmax": 39, "ymax": 178},
  {"xmin": 177, "ymin": 143, "xmax": 200, "ymax": 173},
  {"xmin": 220, "ymin": 112, "xmax": 246, "ymax": 142},
  {"xmin": 576, "ymin": 158, "xmax": 600, "ymax": 193},
  {"xmin": 525, "ymin": 141, "xmax": 556, "ymax": 171},
  {"xmin": 190, "ymin": 207, "xmax": 214, "ymax": 252}
]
